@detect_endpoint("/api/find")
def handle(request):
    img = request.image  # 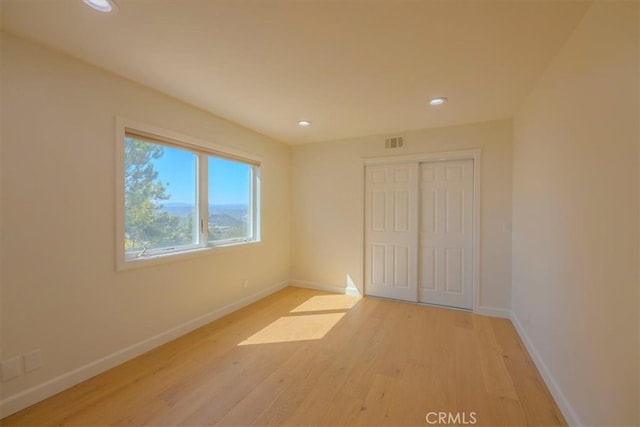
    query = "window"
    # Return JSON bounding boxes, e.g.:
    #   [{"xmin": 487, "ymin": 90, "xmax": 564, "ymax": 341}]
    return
[{"xmin": 116, "ymin": 119, "xmax": 261, "ymax": 268}]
